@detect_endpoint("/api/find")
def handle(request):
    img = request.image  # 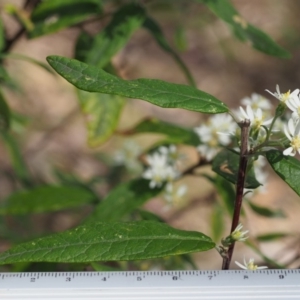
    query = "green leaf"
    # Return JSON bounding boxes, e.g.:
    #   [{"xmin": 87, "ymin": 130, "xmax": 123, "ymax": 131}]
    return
[
  {"xmin": 75, "ymin": 33, "xmax": 125, "ymax": 147},
  {"xmin": 0, "ymin": 65, "xmax": 12, "ymax": 84},
  {"xmin": 47, "ymin": 56, "xmax": 228, "ymax": 114},
  {"xmin": 143, "ymin": 17, "xmax": 195, "ymax": 87},
  {"xmin": 77, "ymin": 90, "xmax": 124, "ymax": 147},
  {"xmin": 130, "ymin": 118, "xmax": 200, "ymax": 146},
  {"xmin": 266, "ymin": 150, "xmax": 300, "ymax": 196},
  {"xmin": 199, "ymin": 0, "xmax": 290, "ymax": 58},
  {"xmin": 0, "ymin": 131, "xmax": 31, "ymax": 187},
  {"xmin": 0, "ymin": 185, "xmax": 96, "ymax": 215},
  {"xmin": 211, "ymin": 202, "xmax": 224, "ymax": 242},
  {"xmin": 214, "ymin": 175, "xmax": 235, "ymax": 215},
  {"xmin": 0, "ymin": 89, "xmax": 10, "ymax": 130},
  {"xmin": 247, "ymin": 201, "xmax": 285, "ymax": 218},
  {"xmin": 73, "ymin": 3, "xmax": 146, "ymax": 147},
  {"xmin": 256, "ymin": 232, "xmax": 289, "ymax": 242},
  {"xmin": 29, "ymin": 0, "xmax": 102, "ymax": 38},
  {"xmin": 174, "ymin": 26, "xmax": 188, "ymax": 52},
  {"xmin": 86, "ymin": 178, "xmax": 162, "ymax": 223},
  {"xmin": 85, "ymin": 4, "xmax": 146, "ymax": 68},
  {"xmin": 74, "ymin": 32, "xmax": 94, "ymax": 62},
  {"xmin": 245, "ymin": 25, "xmax": 290, "ymax": 58},
  {"xmin": 212, "ymin": 149, "xmax": 261, "ymax": 189},
  {"xmin": 0, "ymin": 221, "xmax": 215, "ymax": 264}
]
